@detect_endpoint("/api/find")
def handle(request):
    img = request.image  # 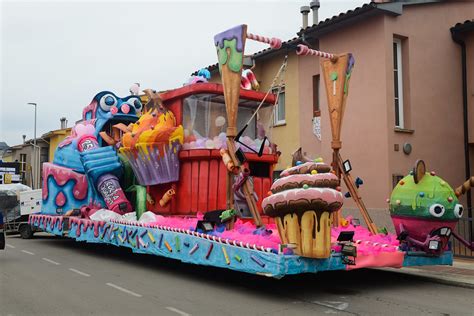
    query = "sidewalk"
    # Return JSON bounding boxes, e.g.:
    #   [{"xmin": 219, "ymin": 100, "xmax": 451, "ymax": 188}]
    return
[{"xmin": 380, "ymin": 259, "xmax": 474, "ymax": 289}]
